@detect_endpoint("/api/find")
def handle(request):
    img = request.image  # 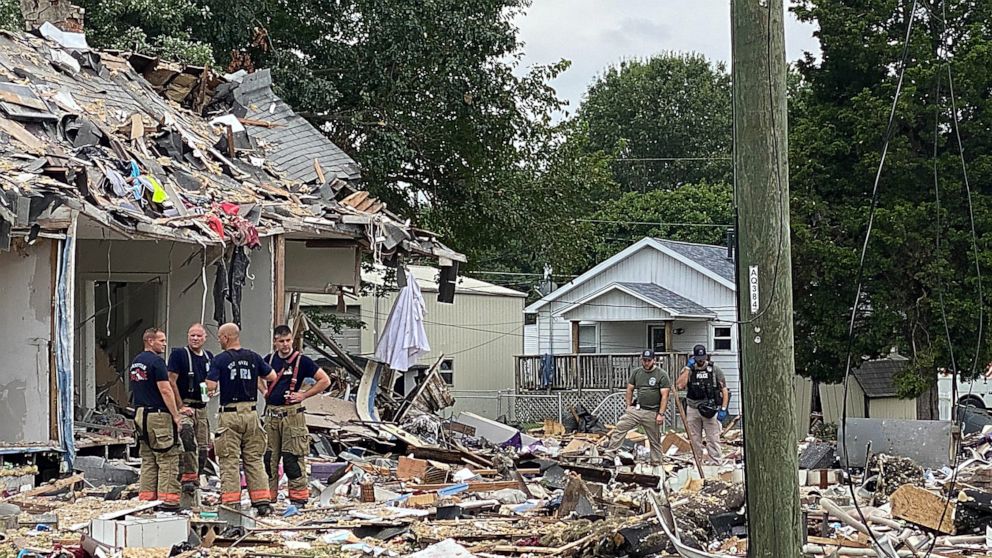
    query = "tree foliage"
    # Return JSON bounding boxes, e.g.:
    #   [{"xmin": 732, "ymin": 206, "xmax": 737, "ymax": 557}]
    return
[
  {"xmin": 576, "ymin": 53, "xmax": 732, "ymax": 193},
  {"xmin": 791, "ymin": 0, "xmax": 992, "ymax": 387},
  {"xmin": 576, "ymin": 181, "xmax": 734, "ymax": 267}
]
